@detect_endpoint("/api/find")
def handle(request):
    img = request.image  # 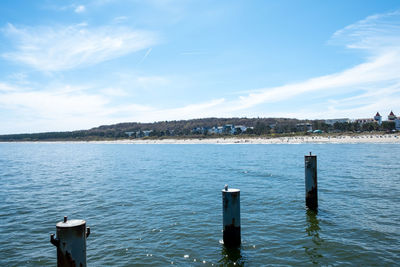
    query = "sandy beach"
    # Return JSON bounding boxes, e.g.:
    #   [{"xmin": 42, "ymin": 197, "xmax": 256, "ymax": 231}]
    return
[{"xmin": 84, "ymin": 134, "xmax": 400, "ymax": 144}]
